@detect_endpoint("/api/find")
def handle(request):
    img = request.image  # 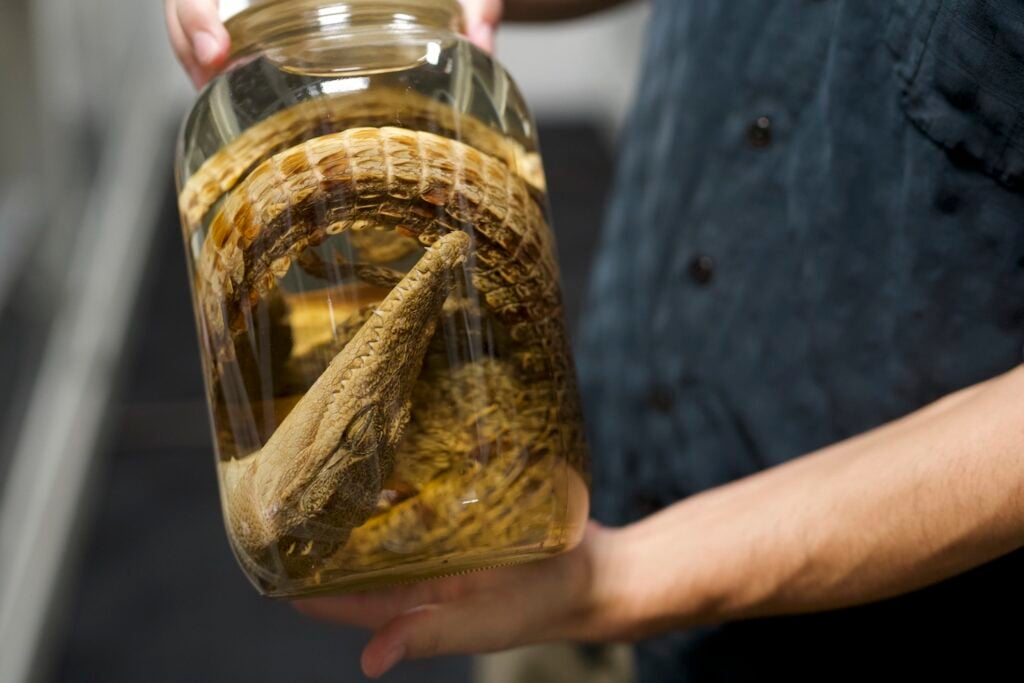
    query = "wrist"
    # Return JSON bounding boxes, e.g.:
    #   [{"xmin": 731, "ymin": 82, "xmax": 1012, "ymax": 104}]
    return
[
  {"xmin": 546, "ymin": 522, "xmax": 636, "ymax": 641},
  {"xmin": 559, "ymin": 515, "xmax": 725, "ymax": 642},
  {"xmin": 594, "ymin": 500, "xmax": 761, "ymax": 638}
]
